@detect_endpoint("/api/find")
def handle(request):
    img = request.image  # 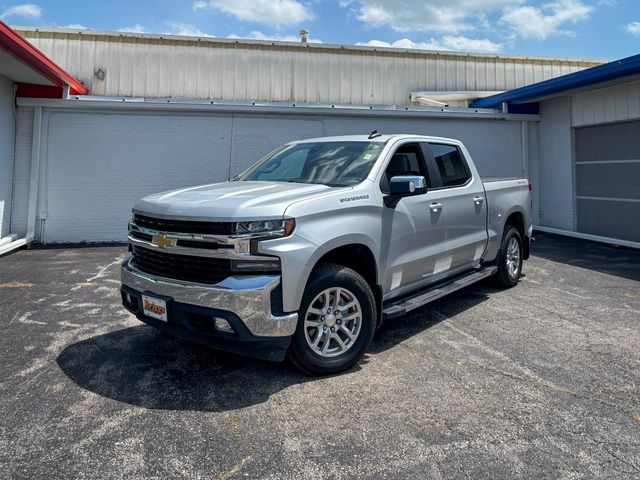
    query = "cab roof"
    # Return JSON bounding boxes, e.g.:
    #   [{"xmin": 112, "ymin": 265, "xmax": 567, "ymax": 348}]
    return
[{"xmin": 289, "ymin": 134, "xmax": 458, "ymax": 144}]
